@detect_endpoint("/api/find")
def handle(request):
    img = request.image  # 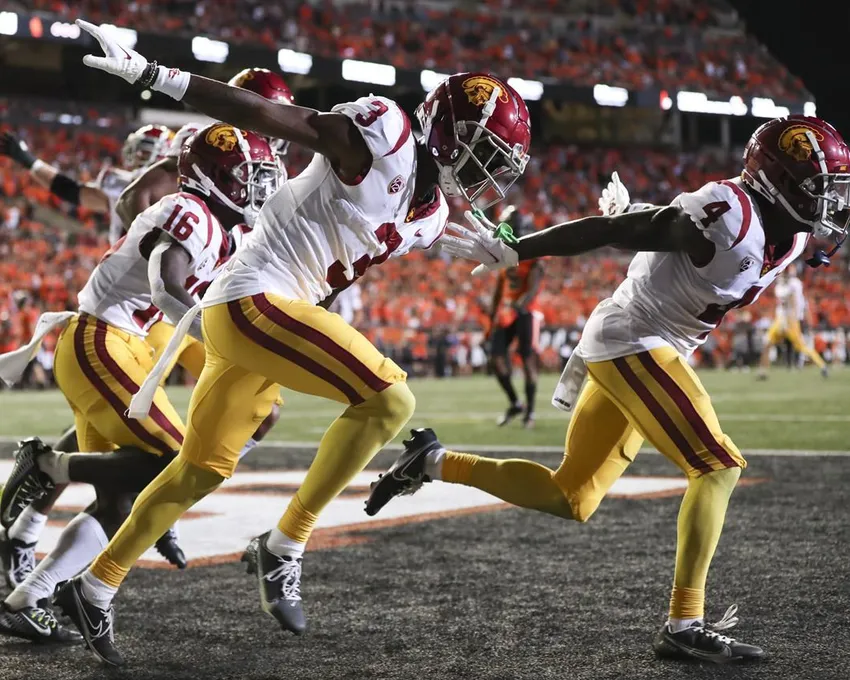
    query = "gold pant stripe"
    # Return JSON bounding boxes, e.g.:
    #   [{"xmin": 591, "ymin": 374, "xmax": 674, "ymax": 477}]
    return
[
  {"xmin": 610, "ymin": 355, "xmax": 715, "ymax": 474},
  {"xmin": 250, "ymin": 294, "xmax": 392, "ymax": 396}
]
